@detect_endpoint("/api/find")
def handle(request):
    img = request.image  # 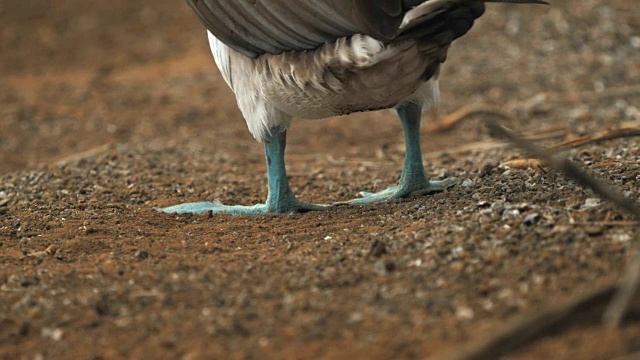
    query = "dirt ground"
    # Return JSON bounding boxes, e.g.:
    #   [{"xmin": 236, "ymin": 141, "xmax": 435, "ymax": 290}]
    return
[{"xmin": 1, "ymin": 1, "xmax": 639, "ymax": 359}]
